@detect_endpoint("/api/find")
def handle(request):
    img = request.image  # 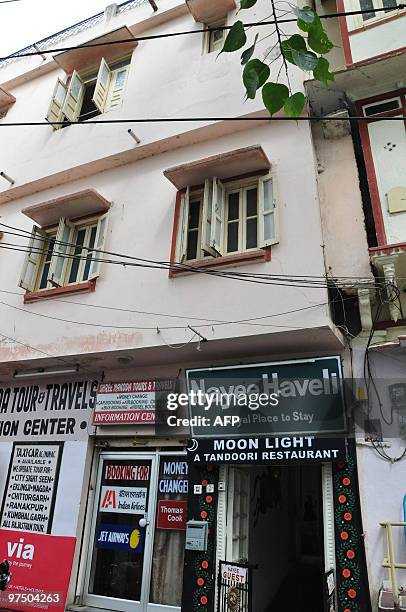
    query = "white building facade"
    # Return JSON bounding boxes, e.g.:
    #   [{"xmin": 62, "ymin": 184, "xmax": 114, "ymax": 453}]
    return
[{"xmin": 0, "ymin": 0, "xmax": 391, "ymax": 611}]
